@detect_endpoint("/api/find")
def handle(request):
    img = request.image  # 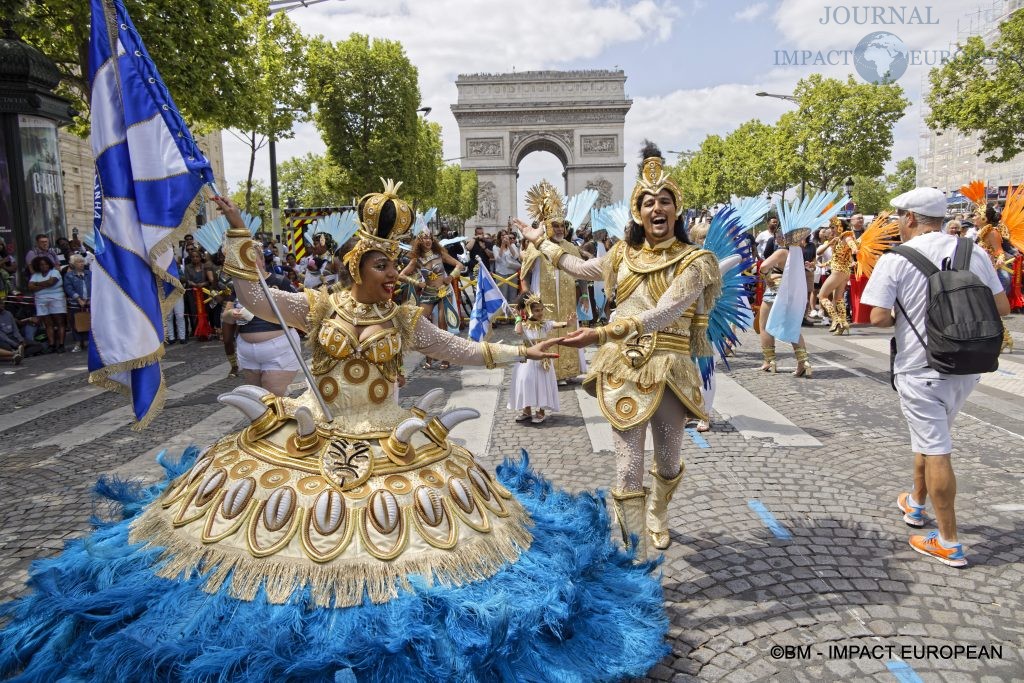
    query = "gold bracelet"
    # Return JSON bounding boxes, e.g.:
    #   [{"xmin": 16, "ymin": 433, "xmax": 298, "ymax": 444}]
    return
[
  {"xmin": 517, "ymin": 344, "xmax": 528, "ymax": 363},
  {"xmin": 481, "ymin": 341, "xmax": 496, "ymax": 369},
  {"xmin": 596, "ymin": 326, "xmax": 607, "ymax": 345}
]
